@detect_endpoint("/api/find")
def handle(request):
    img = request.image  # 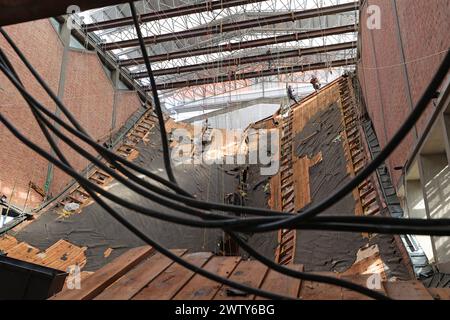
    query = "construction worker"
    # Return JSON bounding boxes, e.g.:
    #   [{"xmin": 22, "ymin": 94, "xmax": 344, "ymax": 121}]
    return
[
  {"xmin": 310, "ymin": 76, "xmax": 321, "ymax": 90},
  {"xmin": 287, "ymin": 85, "xmax": 298, "ymax": 104}
]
